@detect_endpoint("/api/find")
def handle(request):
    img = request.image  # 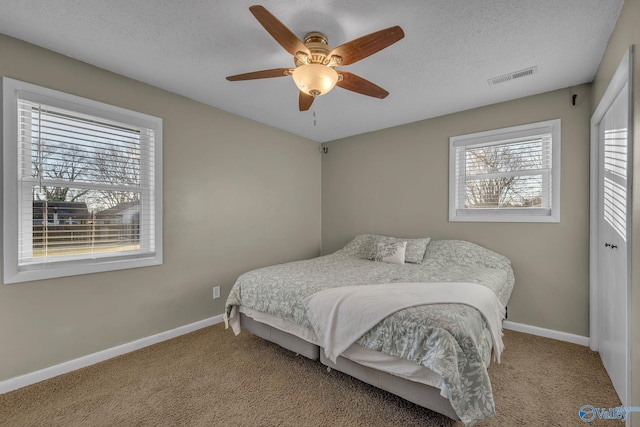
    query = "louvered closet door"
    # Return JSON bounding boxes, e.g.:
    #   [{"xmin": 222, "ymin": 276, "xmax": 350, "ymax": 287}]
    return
[{"xmin": 597, "ymin": 80, "xmax": 629, "ymax": 405}]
